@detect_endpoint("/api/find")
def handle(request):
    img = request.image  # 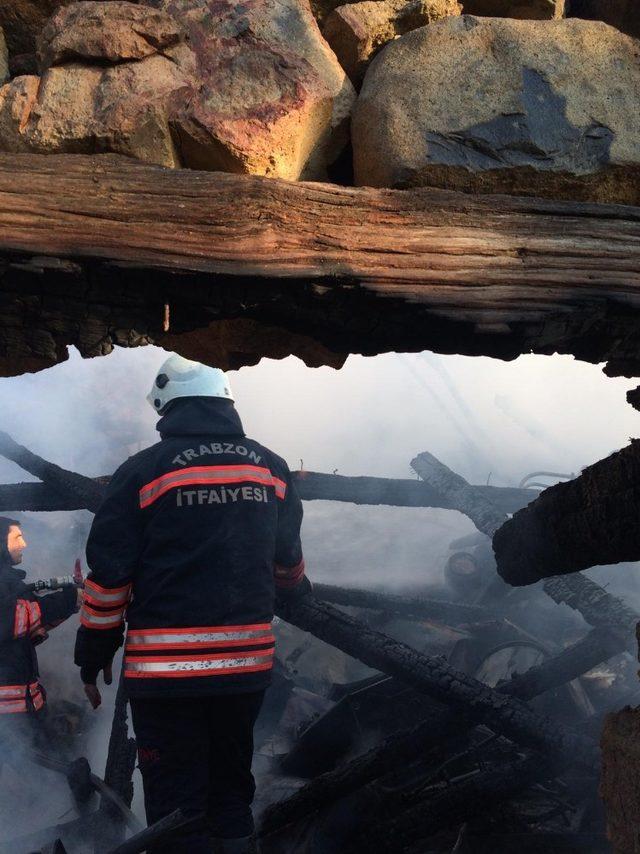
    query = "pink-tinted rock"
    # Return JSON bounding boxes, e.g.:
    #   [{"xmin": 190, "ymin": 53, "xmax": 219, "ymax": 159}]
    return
[
  {"xmin": 0, "ymin": 0, "xmax": 140, "ymax": 58},
  {"xmin": 37, "ymin": 1, "xmax": 183, "ymax": 68},
  {"xmin": 150, "ymin": 0, "xmax": 356, "ymax": 179},
  {"xmin": 0, "ymin": 2, "xmax": 195, "ymax": 167}
]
